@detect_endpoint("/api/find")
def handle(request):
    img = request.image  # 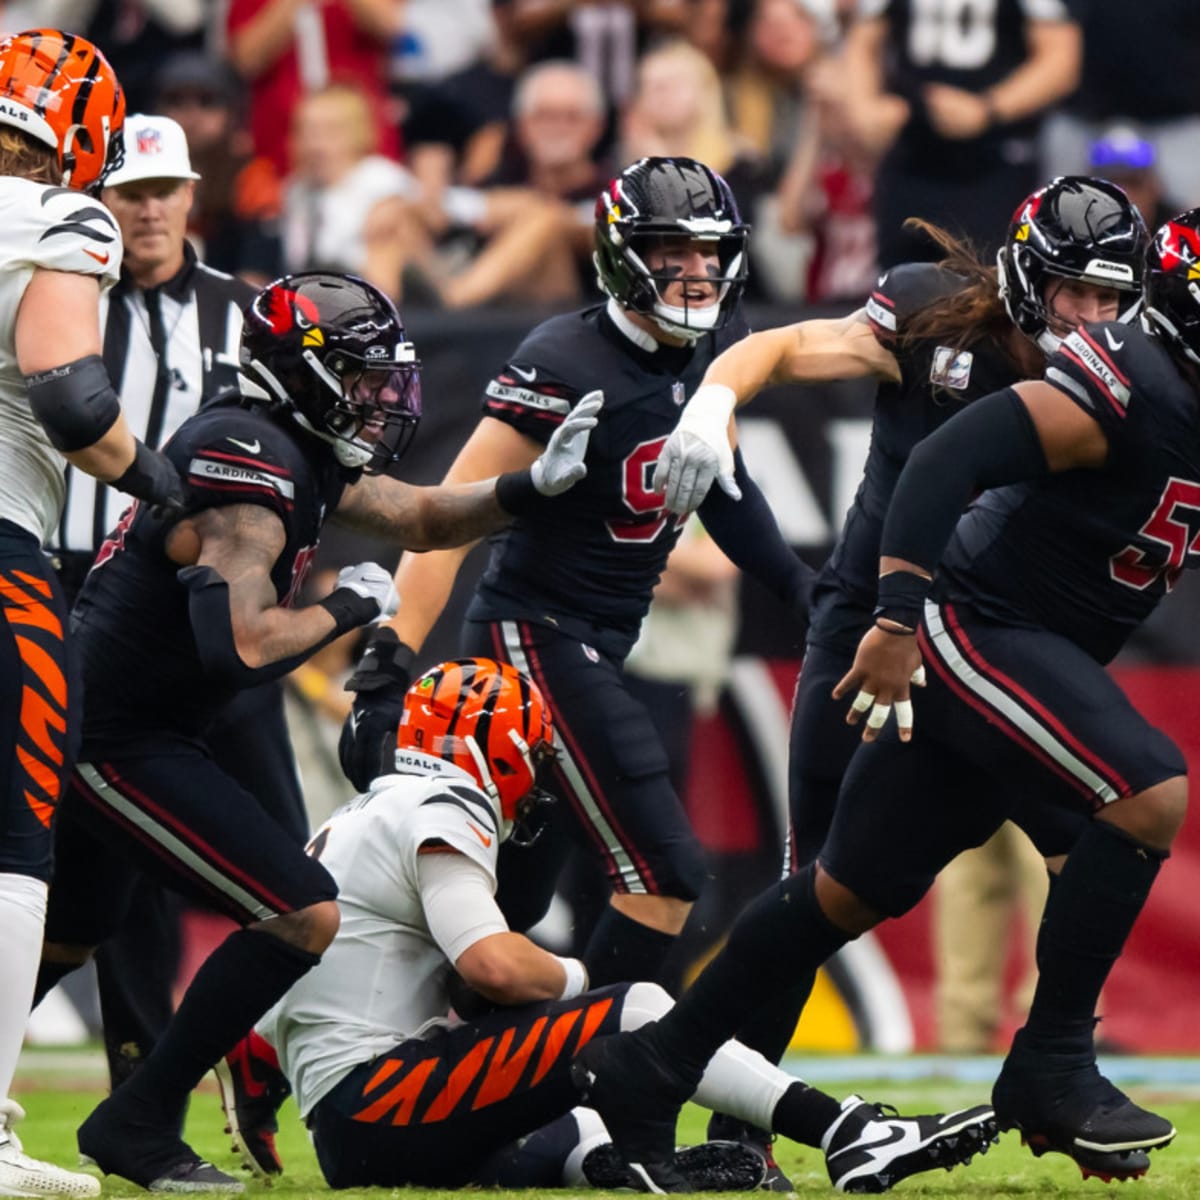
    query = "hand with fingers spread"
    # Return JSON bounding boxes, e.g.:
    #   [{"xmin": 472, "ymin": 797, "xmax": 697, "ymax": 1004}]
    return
[
  {"xmin": 832, "ymin": 624, "xmax": 925, "ymax": 742},
  {"xmin": 652, "ymin": 383, "xmax": 740, "ymax": 514},
  {"xmin": 531, "ymin": 390, "xmax": 603, "ymax": 495}
]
